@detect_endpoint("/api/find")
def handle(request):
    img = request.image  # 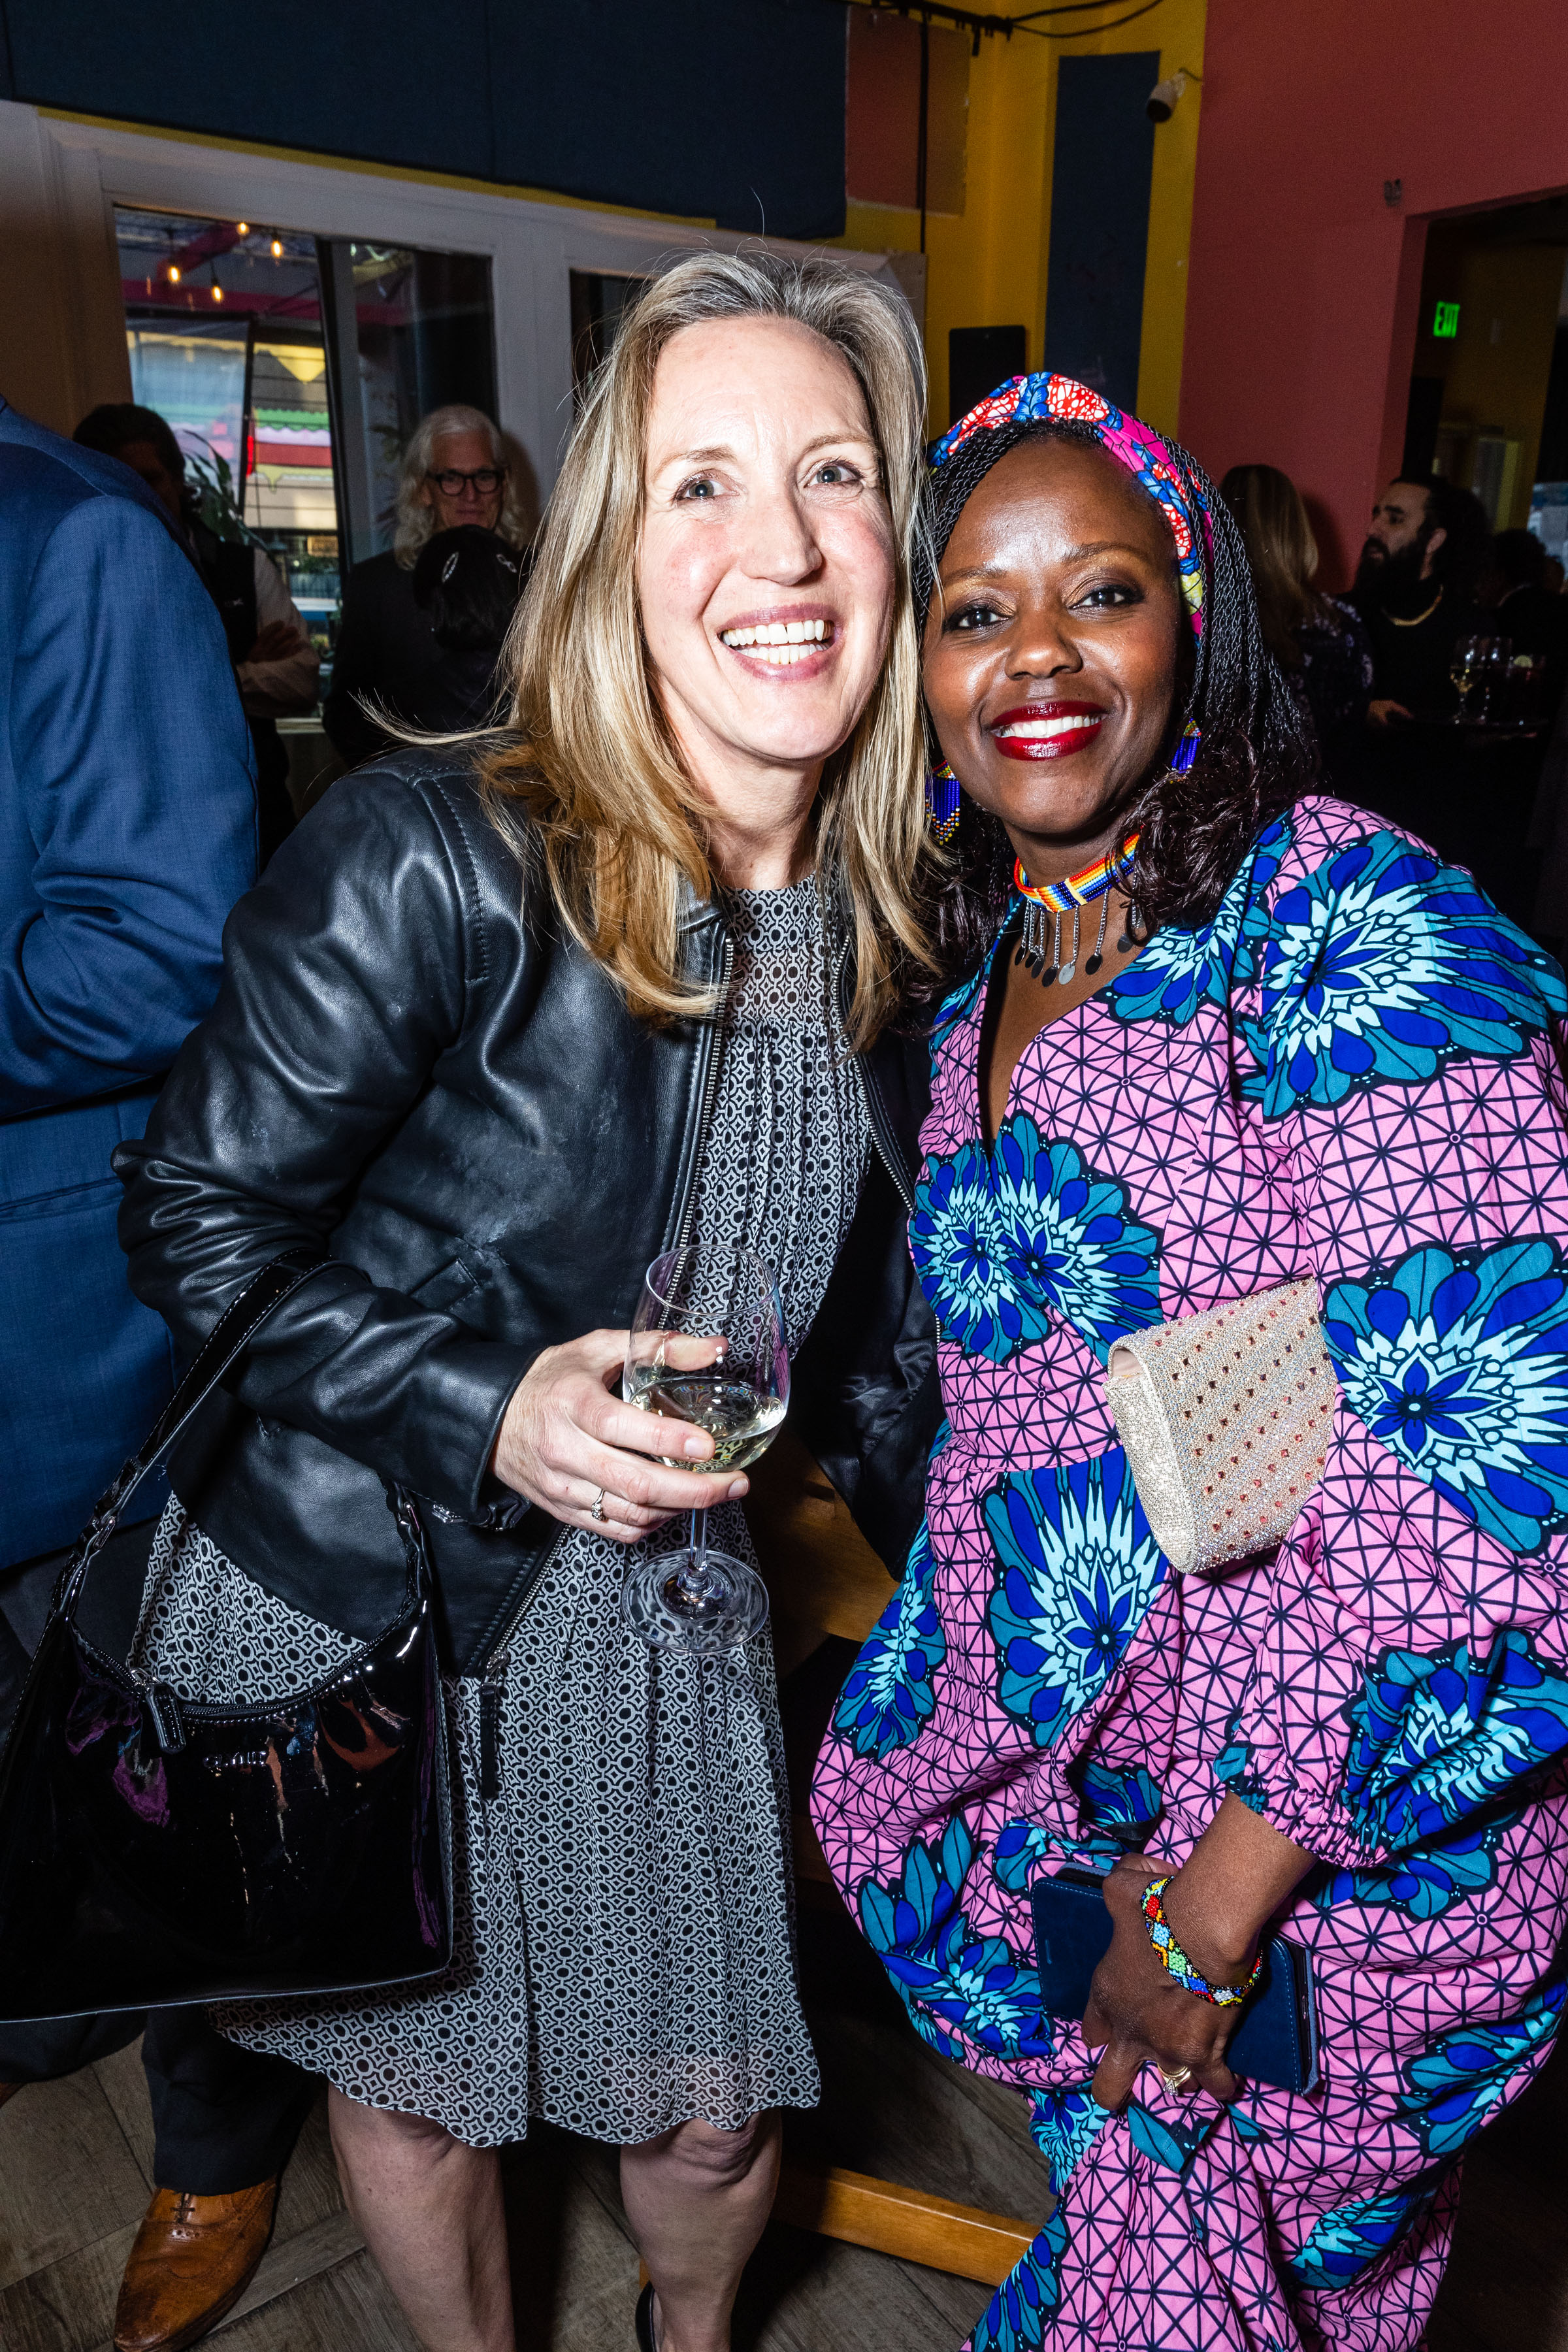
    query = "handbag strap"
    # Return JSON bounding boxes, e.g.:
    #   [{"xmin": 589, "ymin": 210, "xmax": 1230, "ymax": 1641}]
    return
[{"xmin": 56, "ymin": 1250, "xmax": 331, "ymax": 1620}]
